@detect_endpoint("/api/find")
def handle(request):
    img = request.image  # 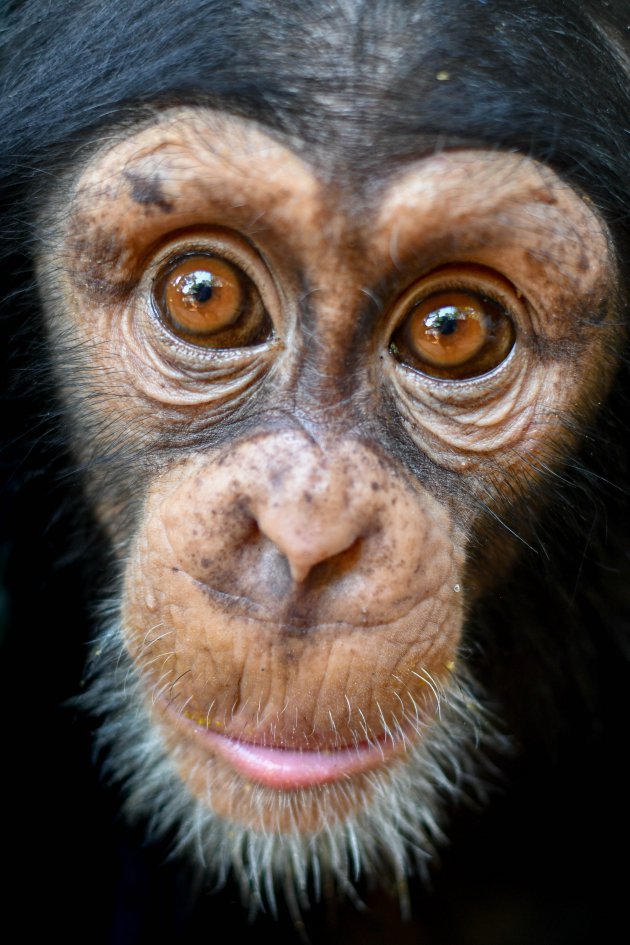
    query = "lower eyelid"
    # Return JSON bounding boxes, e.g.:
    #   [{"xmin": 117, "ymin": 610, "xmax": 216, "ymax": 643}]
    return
[{"xmin": 388, "ymin": 334, "xmax": 520, "ymax": 399}]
